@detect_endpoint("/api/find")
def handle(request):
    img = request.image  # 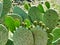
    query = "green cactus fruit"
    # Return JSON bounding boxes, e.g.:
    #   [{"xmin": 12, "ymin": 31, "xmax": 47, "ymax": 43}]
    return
[
  {"xmin": 0, "ymin": 2, "xmax": 3, "ymax": 17},
  {"xmin": 13, "ymin": 27, "xmax": 34, "ymax": 45},
  {"xmin": 8, "ymin": 14, "xmax": 22, "ymax": 27},
  {"xmin": 31, "ymin": 26, "xmax": 48, "ymax": 45},
  {"xmin": 24, "ymin": 19, "xmax": 31, "ymax": 28},
  {"xmin": 13, "ymin": 6, "xmax": 28, "ymax": 20},
  {"xmin": 0, "ymin": 24, "xmax": 8, "ymax": 45},
  {"xmin": 1, "ymin": 0, "xmax": 12, "ymax": 17},
  {"xmin": 37, "ymin": 4, "xmax": 45, "ymax": 13},
  {"xmin": 6, "ymin": 39, "xmax": 14, "ymax": 45},
  {"xmin": 45, "ymin": 1, "xmax": 50, "ymax": 9},
  {"xmin": 14, "ymin": 18, "xmax": 20, "ymax": 28},
  {"xmin": 52, "ymin": 27, "xmax": 60, "ymax": 41},
  {"xmin": 28, "ymin": 6, "xmax": 43, "ymax": 23},
  {"xmin": 43, "ymin": 9, "xmax": 58, "ymax": 32},
  {"xmin": 4, "ymin": 16, "xmax": 15, "ymax": 33}
]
